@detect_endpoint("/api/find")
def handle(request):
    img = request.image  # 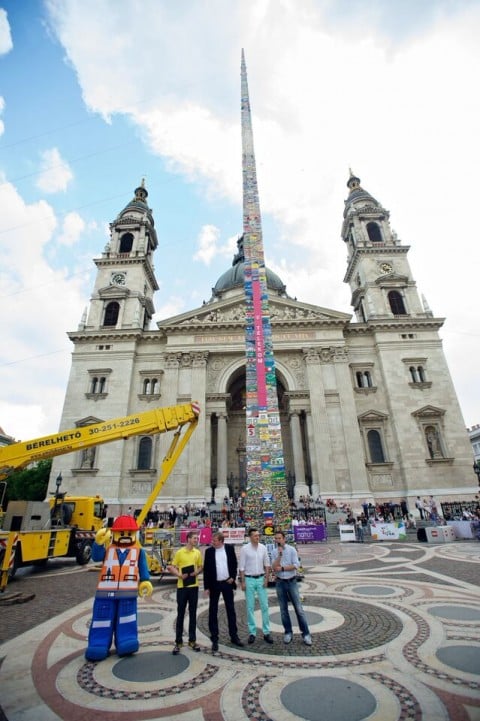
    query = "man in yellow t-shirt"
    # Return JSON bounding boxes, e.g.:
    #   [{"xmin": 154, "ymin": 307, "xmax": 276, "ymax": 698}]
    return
[{"xmin": 167, "ymin": 531, "xmax": 203, "ymax": 655}]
